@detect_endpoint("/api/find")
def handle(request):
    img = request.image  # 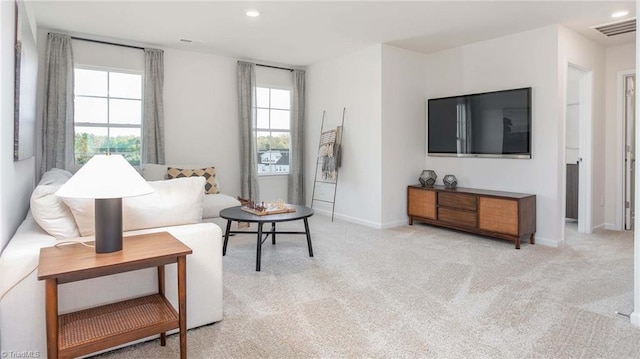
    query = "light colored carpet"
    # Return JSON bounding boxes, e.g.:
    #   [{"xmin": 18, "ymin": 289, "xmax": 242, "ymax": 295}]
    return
[{"xmin": 95, "ymin": 216, "xmax": 640, "ymax": 358}]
